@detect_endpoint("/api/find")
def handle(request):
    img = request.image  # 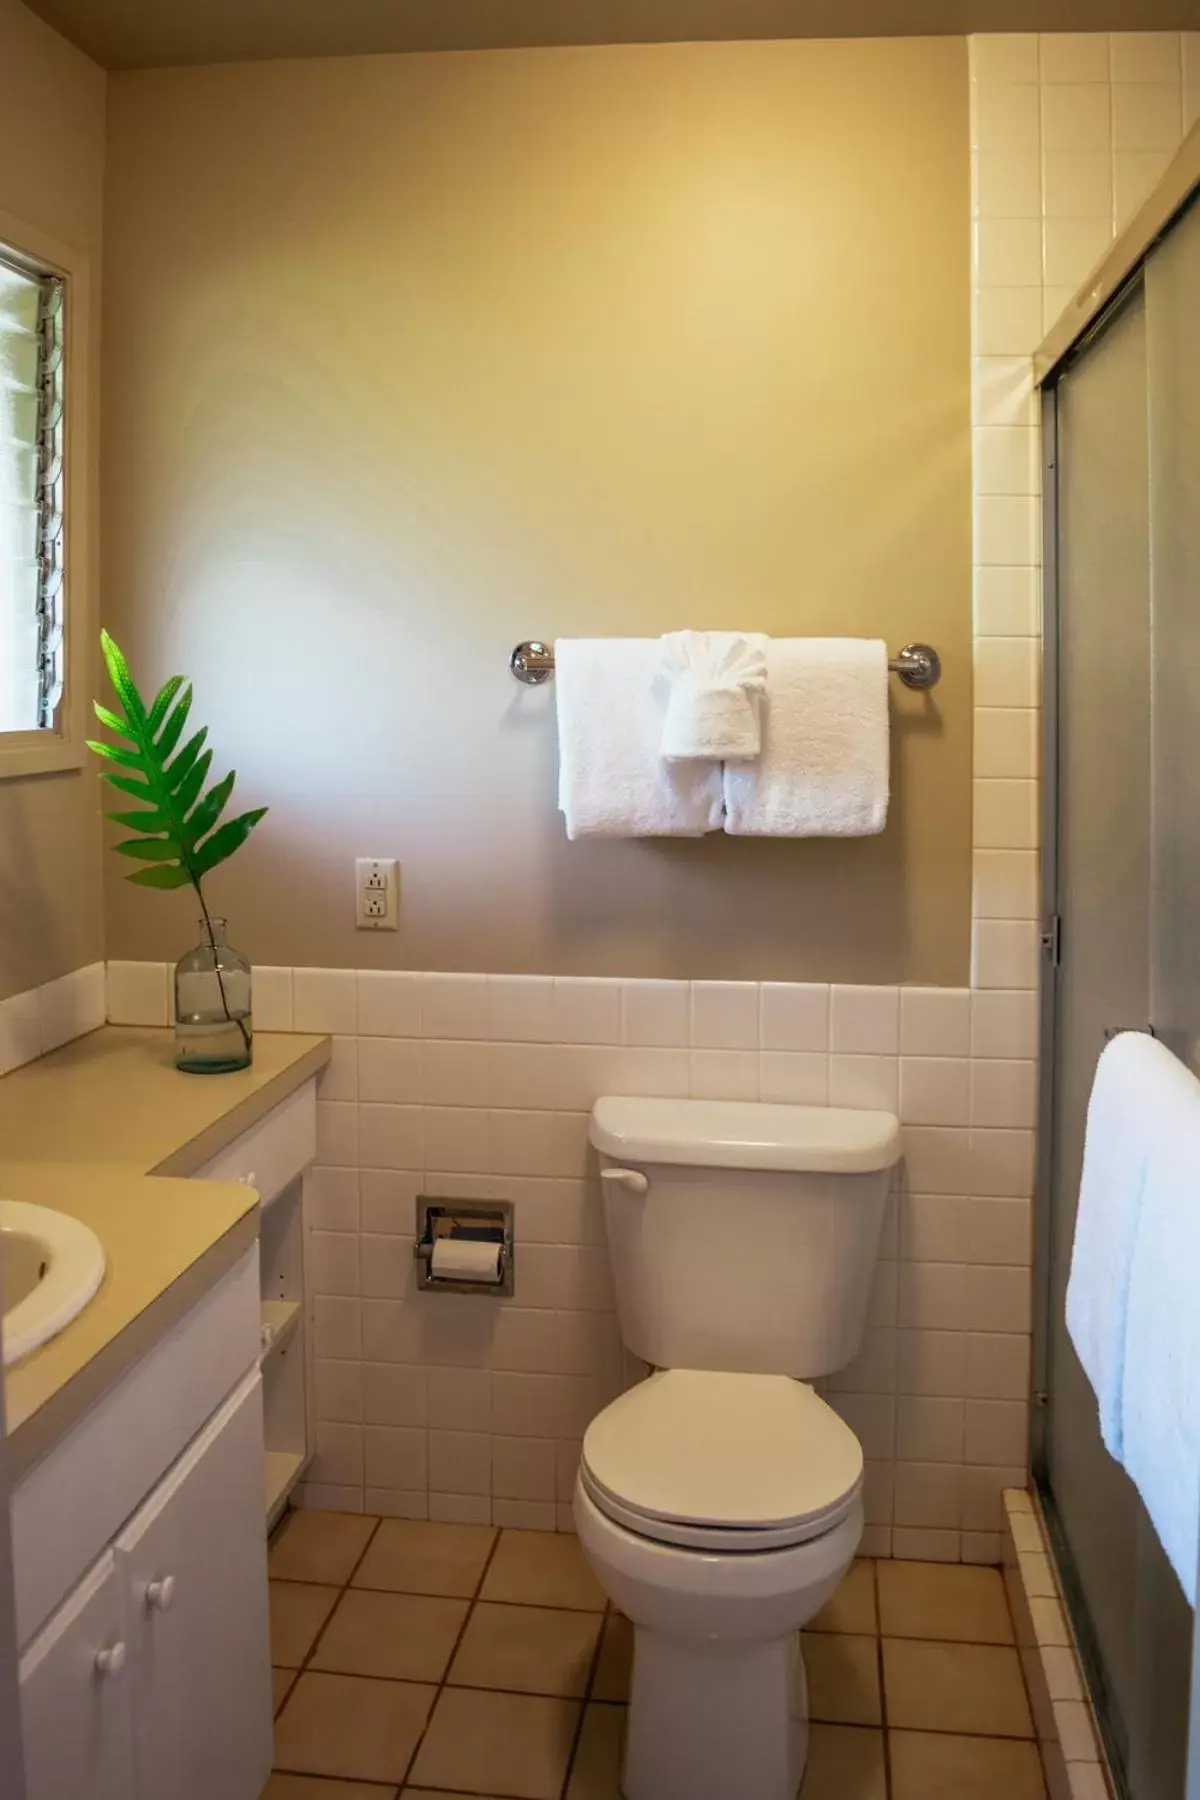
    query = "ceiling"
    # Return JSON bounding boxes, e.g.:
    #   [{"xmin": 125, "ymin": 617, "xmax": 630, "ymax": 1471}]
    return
[{"xmin": 23, "ymin": 0, "xmax": 1200, "ymax": 71}]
